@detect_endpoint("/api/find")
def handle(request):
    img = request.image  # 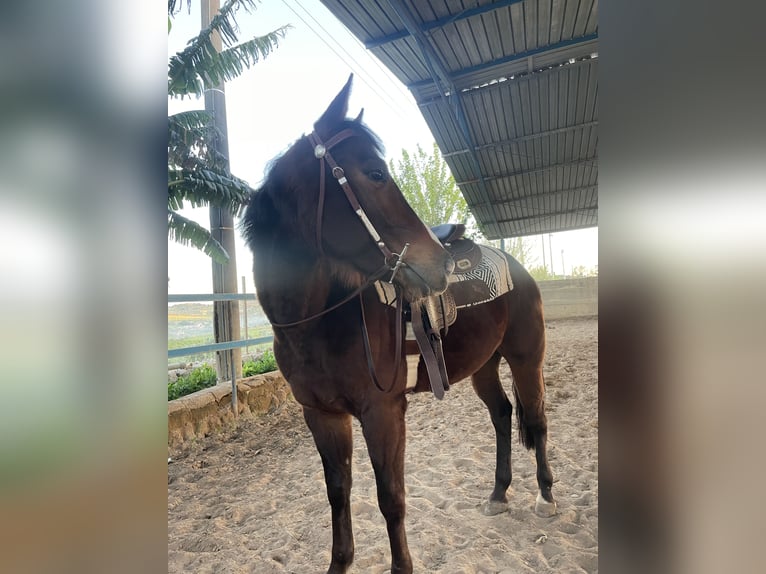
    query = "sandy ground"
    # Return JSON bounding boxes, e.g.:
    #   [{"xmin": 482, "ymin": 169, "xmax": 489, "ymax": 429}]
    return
[{"xmin": 168, "ymin": 317, "xmax": 598, "ymax": 573}]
